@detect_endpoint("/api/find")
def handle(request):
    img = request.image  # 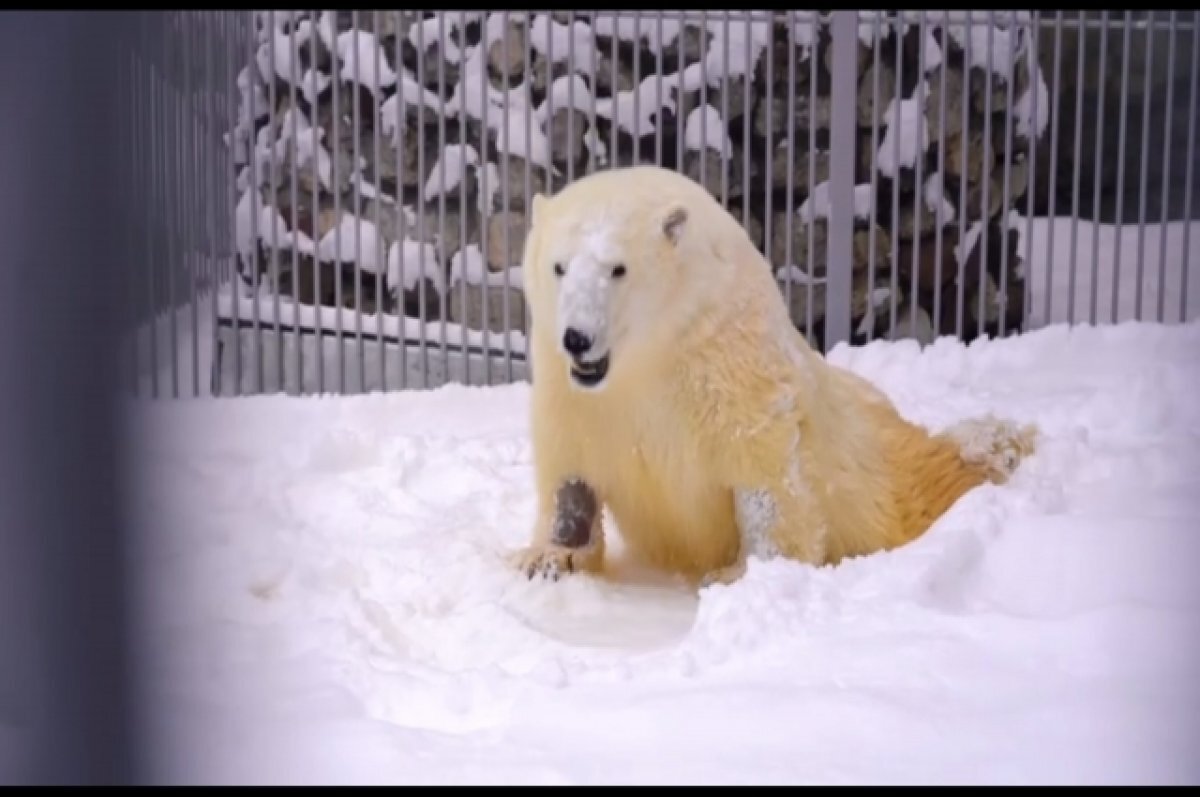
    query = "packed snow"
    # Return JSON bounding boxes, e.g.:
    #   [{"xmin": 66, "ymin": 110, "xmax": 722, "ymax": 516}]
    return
[
  {"xmin": 875, "ymin": 81, "xmax": 932, "ymax": 179},
  {"xmin": 795, "ymin": 180, "xmax": 876, "ymax": 222},
  {"xmin": 315, "ymin": 215, "xmax": 386, "ymax": 275},
  {"xmin": 1010, "ymin": 216, "xmax": 1200, "ymax": 328},
  {"xmin": 421, "ymin": 144, "xmax": 480, "ymax": 203},
  {"xmin": 683, "ymin": 104, "xmax": 733, "ymax": 158},
  {"xmin": 121, "ymin": 317, "xmax": 1200, "ymax": 785}
]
